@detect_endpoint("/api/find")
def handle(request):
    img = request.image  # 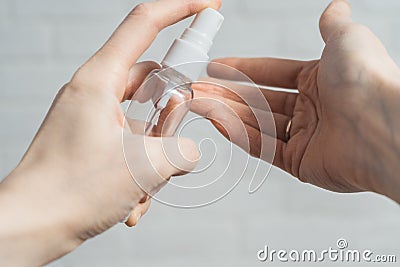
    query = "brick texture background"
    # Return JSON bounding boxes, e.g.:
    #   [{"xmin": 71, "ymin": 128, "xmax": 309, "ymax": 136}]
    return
[{"xmin": 1, "ymin": 1, "xmax": 399, "ymax": 266}]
